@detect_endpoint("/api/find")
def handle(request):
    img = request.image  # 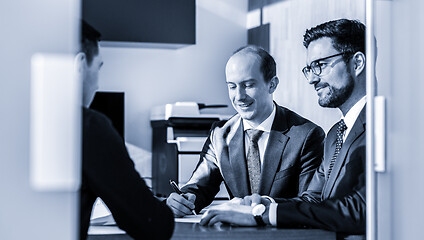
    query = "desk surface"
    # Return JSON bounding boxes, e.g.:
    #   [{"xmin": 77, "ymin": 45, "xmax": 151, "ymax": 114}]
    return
[{"xmin": 88, "ymin": 222, "xmax": 336, "ymax": 240}]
